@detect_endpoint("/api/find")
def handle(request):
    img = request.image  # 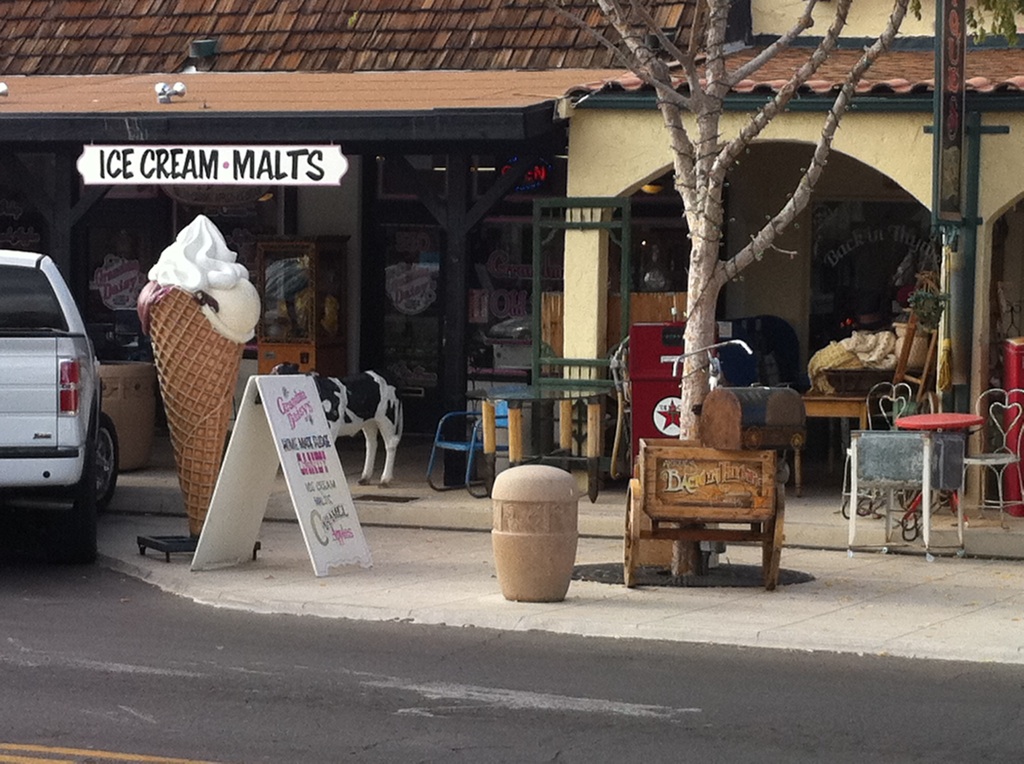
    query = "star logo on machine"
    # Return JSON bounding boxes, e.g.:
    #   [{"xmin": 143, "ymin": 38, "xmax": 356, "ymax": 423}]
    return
[{"xmin": 654, "ymin": 396, "xmax": 683, "ymax": 436}]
